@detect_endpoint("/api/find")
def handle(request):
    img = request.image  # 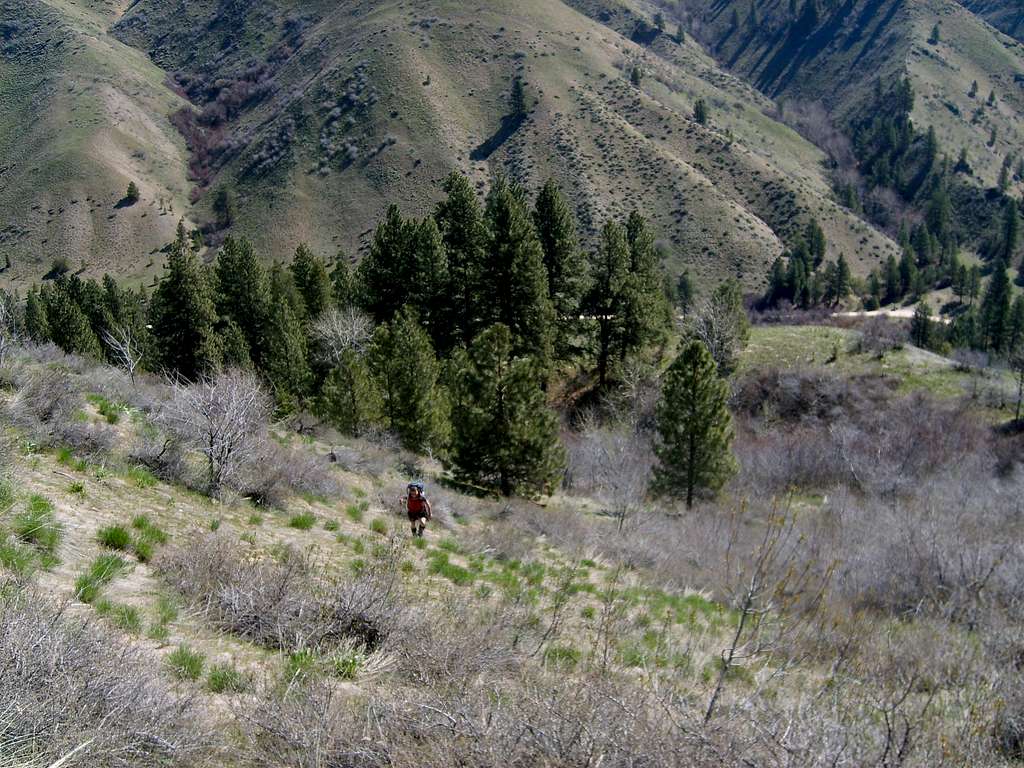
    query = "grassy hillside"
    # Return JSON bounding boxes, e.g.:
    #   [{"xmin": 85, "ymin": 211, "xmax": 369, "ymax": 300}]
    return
[
  {"xmin": 106, "ymin": 0, "xmax": 896, "ymax": 288},
  {"xmin": 0, "ymin": 0, "xmax": 193, "ymax": 287}
]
